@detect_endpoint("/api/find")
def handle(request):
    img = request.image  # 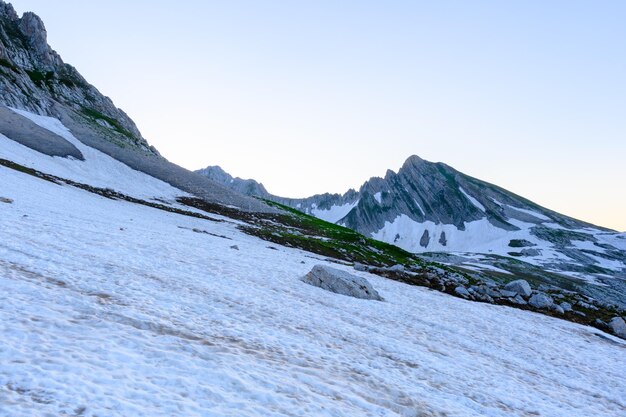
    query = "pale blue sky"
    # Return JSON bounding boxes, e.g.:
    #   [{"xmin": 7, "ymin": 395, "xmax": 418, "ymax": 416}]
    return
[{"xmin": 10, "ymin": 1, "xmax": 626, "ymax": 230}]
